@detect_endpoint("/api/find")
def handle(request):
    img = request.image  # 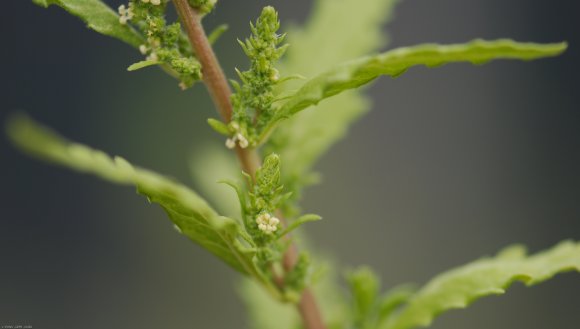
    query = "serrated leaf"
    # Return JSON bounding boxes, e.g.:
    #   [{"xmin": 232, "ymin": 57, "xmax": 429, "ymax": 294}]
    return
[
  {"xmin": 127, "ymin": 60, "xmax": 161, "ymax": 71},
  {"xmin": 382, "ymin": 240, "xmax": 580, "ymax": 329},
  {"xmin": 269, "ymin": 0, "xmax": 399, "ymax": 197},
  {"xmin": 7, "ymin": 114, "xmax": 258, "ymax": 275},
  {"xmin": 33, "ymin": 0, "xmax": 143, "ymax": 48},
  {"xmin": 271, "ymin": 39, "xmax": 567, "ymax": 128}
]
